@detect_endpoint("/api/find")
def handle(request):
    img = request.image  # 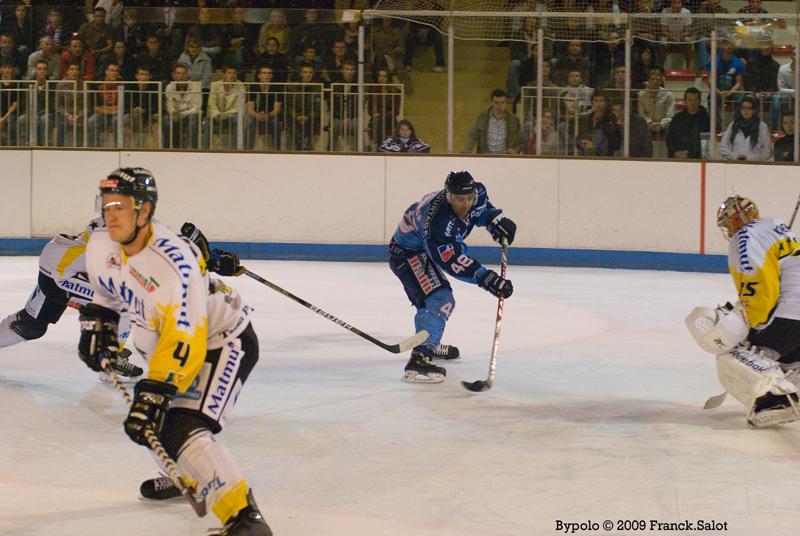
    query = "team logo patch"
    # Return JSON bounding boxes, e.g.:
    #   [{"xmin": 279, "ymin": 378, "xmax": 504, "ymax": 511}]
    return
[
  {"xmin": 437, "ymin": 243, "xmax": 455, "ymax": 263},
  {"xmin": 129, "ymin": 265, "xmax": 160, "ymax": 293},
  {"xmin": 106, "ymin": 253, "xmax": 121, "ymax": 269}
]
